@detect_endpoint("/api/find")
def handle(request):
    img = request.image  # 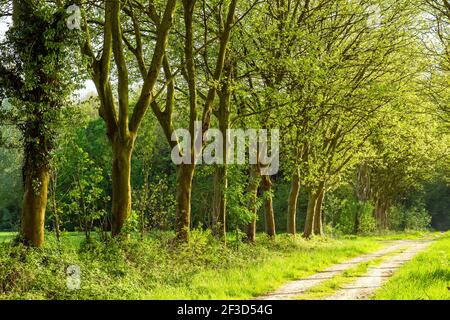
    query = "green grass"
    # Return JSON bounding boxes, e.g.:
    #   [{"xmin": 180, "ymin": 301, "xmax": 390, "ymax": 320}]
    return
[
  {"xmin": 0, "ymin": 232, "xmax": 16, "ymax": 243},
  {"xmin": 340, "ymin": 230, "xmax": 432, "ymax": 241},
  {"xmin": 145, "ymin": 236, "xmax": 383, "ymax": 299},
  {"xmin": 0, "ymin": 231, "xmax": 86, "ymax": 244},
  {"xmin": 0, "ymin": 230, "xmax": 440, "ymax": 300},
  {"xmin": 0, "ymin": 230, "xmax": 392, "ymax": 300},
  {"xmin": 373, "ymin": 232, "xmax": 450, "ymax": 300}
]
